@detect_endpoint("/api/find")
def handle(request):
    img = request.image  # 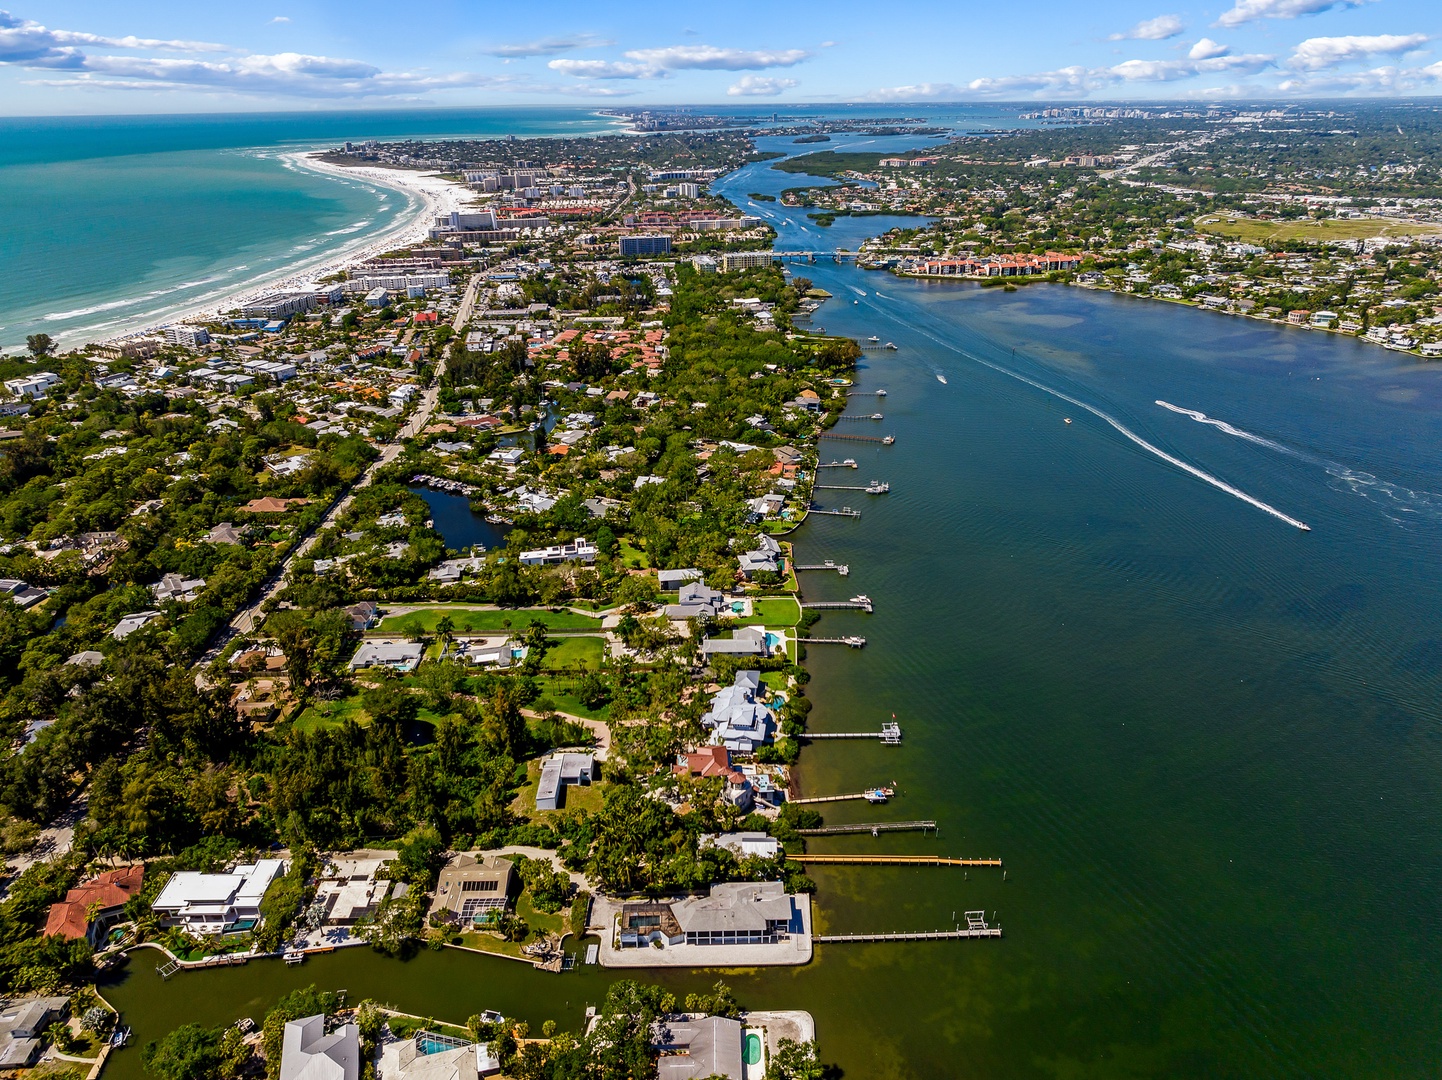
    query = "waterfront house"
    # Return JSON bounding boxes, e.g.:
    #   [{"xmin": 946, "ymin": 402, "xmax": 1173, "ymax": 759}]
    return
[
  {"xmin": 313, "ymin": 852, "xmax": 396, "ymax": 926},
  {"xmin": 655, "ymin": 1016, "xmax": 745, "ymax": 1080},
  {"xmin": 665, "ymin": 580, "xmax": 728, "ymax": 621},
  {"xmin": 619, "ymin": 882, "xmax": 802, "ymax": 949},
  {"xmin": 427, "ymin": 855, "xmax": 515, "ymax": 926},
  {"xmin": 536, "ymin": 752, "xmax": 598, "ymax": 810},
  {"xmin": 700, "ymin": 626, "xmax": 771, "ymax": 660},
  {"xmin": 736, "ymin": 534, "xmax": 782, "ymax": 579},
  {"xmin": 518, "ymin": 537, "xmax": 597, "ymax": 566},
  {"xmin": 151, "ymin": 859, "xmax": 285, "ymax": 934},
  {"xmin": 700, "ymin": 670, "xmax": 774, "ymax": 753},
  {"xmin": 700, "ymin": 832, "xmax": 781, "ymax": 860},
  {"xmin": 344, "ymin": 601, "xmax": 379, "ymax": 631},
  {"xmin": 380, "ymin": 1032, "xmax": 501, "ymax": 1080},
  {"xmin": 674, "ymin": 747, "xmax": 753, "ymax": 810},
  {"xmin": 44, "ymin": 864, "xmax": 144, "ymax": 947},
  {"xmin": 280, "ymin": 1015, "xmax": 360, "ymax": 1080},
  {"xmin": 0, "ymin": 997, "xmax": 70, "ymax": 1070}
]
